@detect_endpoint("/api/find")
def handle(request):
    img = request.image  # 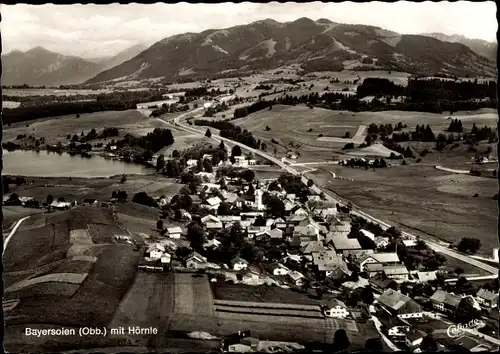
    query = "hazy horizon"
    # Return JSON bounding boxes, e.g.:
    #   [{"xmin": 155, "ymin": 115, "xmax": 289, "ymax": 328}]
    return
[{"xmin": 1, "ymin": 2, "xmax": 497, "ymax": 58}]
